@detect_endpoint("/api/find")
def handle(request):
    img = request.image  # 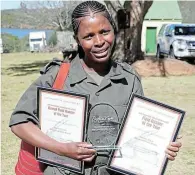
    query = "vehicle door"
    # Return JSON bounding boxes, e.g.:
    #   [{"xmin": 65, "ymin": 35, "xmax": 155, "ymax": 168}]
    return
[
  {"xmin": 164, "ymin": 25, "xmax": 173, "ymax": 54},
  {"xmin": 157, "ymin": 24, "xmax": 167, "ymax": 53}
]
